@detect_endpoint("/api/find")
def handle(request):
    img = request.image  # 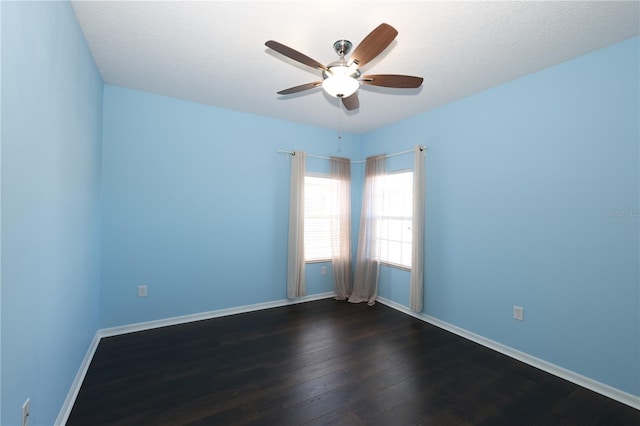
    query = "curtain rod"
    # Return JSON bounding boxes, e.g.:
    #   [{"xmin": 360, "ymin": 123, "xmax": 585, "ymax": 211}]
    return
[{"xmin": 277, "ymin": 146, "xmax": 425, "ymax": 163}]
